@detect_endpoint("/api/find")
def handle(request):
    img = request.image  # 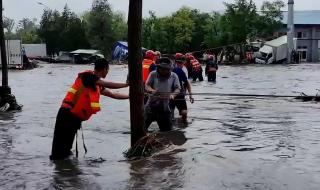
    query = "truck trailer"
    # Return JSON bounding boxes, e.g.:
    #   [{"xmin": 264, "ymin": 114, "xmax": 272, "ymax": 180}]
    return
[{"xmin": 0, "ymin": 40, "xmax": 23, "ymax": 68}]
